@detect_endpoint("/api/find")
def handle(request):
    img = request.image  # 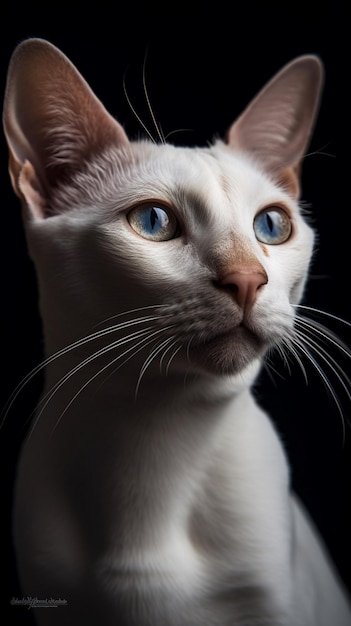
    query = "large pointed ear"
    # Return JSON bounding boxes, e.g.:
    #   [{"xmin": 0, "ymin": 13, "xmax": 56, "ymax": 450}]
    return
[
  {"xmin": 227, "ymin": 56, "xmax": 323, "ymax": 197},
  {"xmin": 3, "ymin": 38, "xmax": 129, "ymax": 219}
]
